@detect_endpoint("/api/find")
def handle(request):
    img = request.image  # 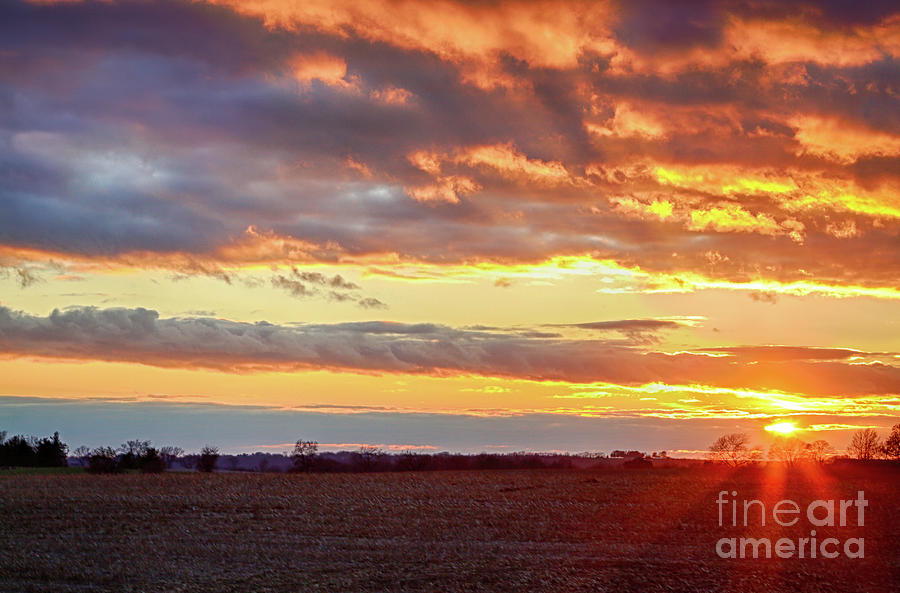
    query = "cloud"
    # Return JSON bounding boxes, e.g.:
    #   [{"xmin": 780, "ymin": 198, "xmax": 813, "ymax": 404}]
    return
[
  {"xmin": 548, "ymin": 318, "xmax": 686, "ymax": 344},
  {"xmin": 749, "ymin": 291, "xmax": 778, "ymax": 304},
  {"xmin": 0, "ymin": 0, "xmax": 897, "ymax": 297},
  {"xmin": 693, "ymin": 346, "xmax": 876, "ymax": 362},
  {"xmin": 0, "ymin": 305, "xmax": 897, "ymax": 397},
  {"xmin": 357, "ymin": 297, "xmax": 388, "ymax": 310},
  {"xmin": 268, "ymin": 266, "xmax": 383, "ymax": 307}
]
